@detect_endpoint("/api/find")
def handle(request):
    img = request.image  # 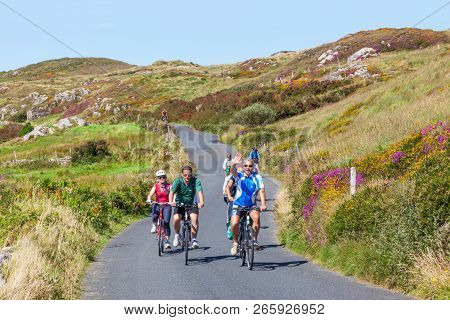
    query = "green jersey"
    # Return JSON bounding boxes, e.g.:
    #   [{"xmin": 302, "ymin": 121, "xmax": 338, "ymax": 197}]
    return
[{"xmin": 171, "ymin": 176, "xmax": 203, "ymax": 205}]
